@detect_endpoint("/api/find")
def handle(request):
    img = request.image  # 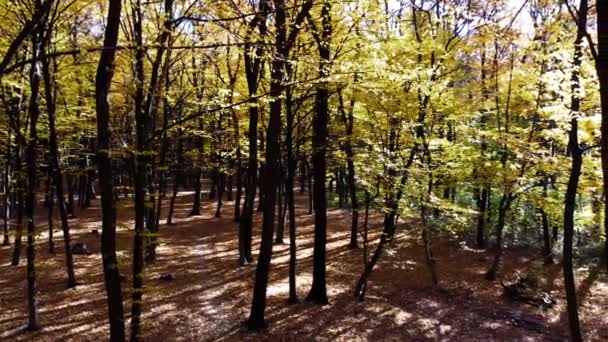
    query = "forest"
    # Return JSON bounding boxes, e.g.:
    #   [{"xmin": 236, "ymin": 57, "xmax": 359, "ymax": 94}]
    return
[{"xmin": 1, "ymin": 0, "xmax": 608, "ymax": 340}]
